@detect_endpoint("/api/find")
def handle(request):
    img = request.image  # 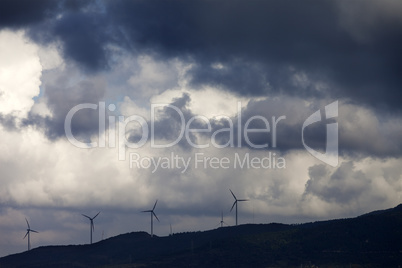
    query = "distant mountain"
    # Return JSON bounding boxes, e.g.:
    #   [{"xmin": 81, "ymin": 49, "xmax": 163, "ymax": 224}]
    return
[{"xmin": 1, "ymin": 204, "xmax": 402, "ymax": 267}]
